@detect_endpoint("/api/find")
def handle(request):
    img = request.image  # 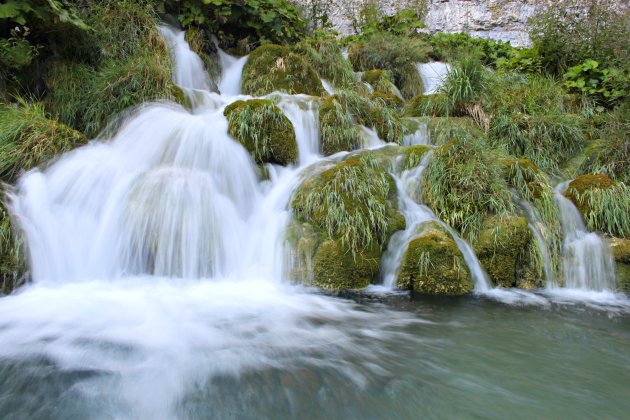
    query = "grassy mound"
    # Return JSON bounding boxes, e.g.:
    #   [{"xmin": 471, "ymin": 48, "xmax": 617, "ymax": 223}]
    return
[
  {"xmin": 362, "ymin": 70, "xmax": 400, "ymax": 96},
  {"xmin": 224, "ymin": 99, "xmax": 297, "ymax": 165},
  {"xmin": 397, "ymin": 222, "xmax": 473, "ymax": 295},
  {"xmin": 292, "ymin": 40, "xmax": 355, "ymax": 88},
  {"xmin": 422, "ymin": 129, "xmax": 514, "ymax": 242},
  {"xmin": 0, "ymin": 101, "xmax": 87, "ymax": 182},
  {"xmin": 241, "ymin": 44, "xmax": 324, "ymax": 96},
  {"xmin": 319, "ymin": 96, "xmax": 360, "ymax": 155}
]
